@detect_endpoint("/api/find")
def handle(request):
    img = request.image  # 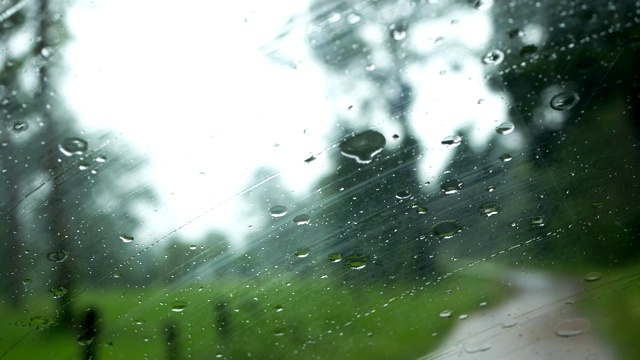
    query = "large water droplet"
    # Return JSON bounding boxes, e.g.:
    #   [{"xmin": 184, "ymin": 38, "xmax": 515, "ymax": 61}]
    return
[
  {"xmin": 339, "ymin": 130, "xmax": 386, "ymax": 164},
  {"xmin": 395, "ymin": 189, "xmax": 411, "ymax": 199},
  {"xmin": 482, "ymin": 49, "xmax": 504, "ymax": 65},
  {"xmin": 441, "ymin": 135, "xmax": 462, "ymax": 147},
  {"xmin": 328, "ymin": 253, "xmax": 342, "ymax": 263},
  {"xmin": 478, "ymin": 203, "xmax": 500, "ymax": 217},
  {"xmin": 269, "ymin": 205, "xmax": 287, "ymax": 217},
  {"xmin": 29, "ymin": 316, "xmax": 53, "ymax": 330},
  {"xmin": 495, "ymin": 122, "xmax": 515, "ymax": 135},
  {"xmin": 59, "ymin": 137, "xmax": 88, "ymax": 156},
  {"xmin": 274, "ymin": 305, "xmax": 284, "ymax": 313},
  {"xmin": 441, "ymin": 179, "xmax": 463, "ymax": 194},
  {"xmin": 554, "ymin": 318, "xmax": 590, "ymax": 337},
  {"xmin": 293, "ymin": 214, "xmax": 311, "ymax": 225},
  {"xmin": 47, "ymin": 250, "xmax": 68, "ymax": 262},
  {"xmin": 50, "ymin": 286, "xmax": 67, "ymax": 299},
  {"xmin": 171, "ymin": 301, "xmax": 188, "ymax": 312},
  {"xmin": 273, "ymin": 327, "xmax": 286, "ymax": 336},
  {"xmin": 439, "ymin": 310, "xmax": 452, "ymax": 318},
  {"xmin": 119, "ymin": 235, "xmax": 134, "ymax": 243},
  {"xmin": 432, "ymin": 221, "xmax": 462, "ymax": 239},
  {"xmin": 583, "ymin": 272, "xmax": 602, "ymax": 282},
  {"xmin": 550, "ymin": 91, "xmax": 580, "ymax": 111},
  {"xmin": 345, "ymin": 254, "xmax": 368, "ymax": 269}
]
